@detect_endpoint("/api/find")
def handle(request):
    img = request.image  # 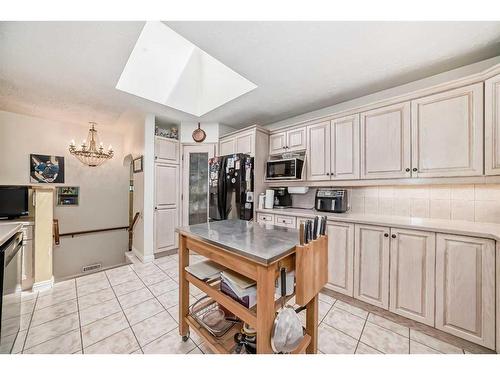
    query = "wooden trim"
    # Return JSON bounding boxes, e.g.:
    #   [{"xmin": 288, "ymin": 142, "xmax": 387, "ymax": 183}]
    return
[
  {"xmin": 264, "ymin": 174, "xmax": 500, "ymax": 188},
  {"xmin": 59, "ymin": 226, "xmax": 128, "ymax": 238},
  {"xmin": 185, "ymin": 272, "xmax": 258, "ymax": 328},
  {"xmin": 184, "ymin": 236, "xmax": 259, "ymax": 279}
]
